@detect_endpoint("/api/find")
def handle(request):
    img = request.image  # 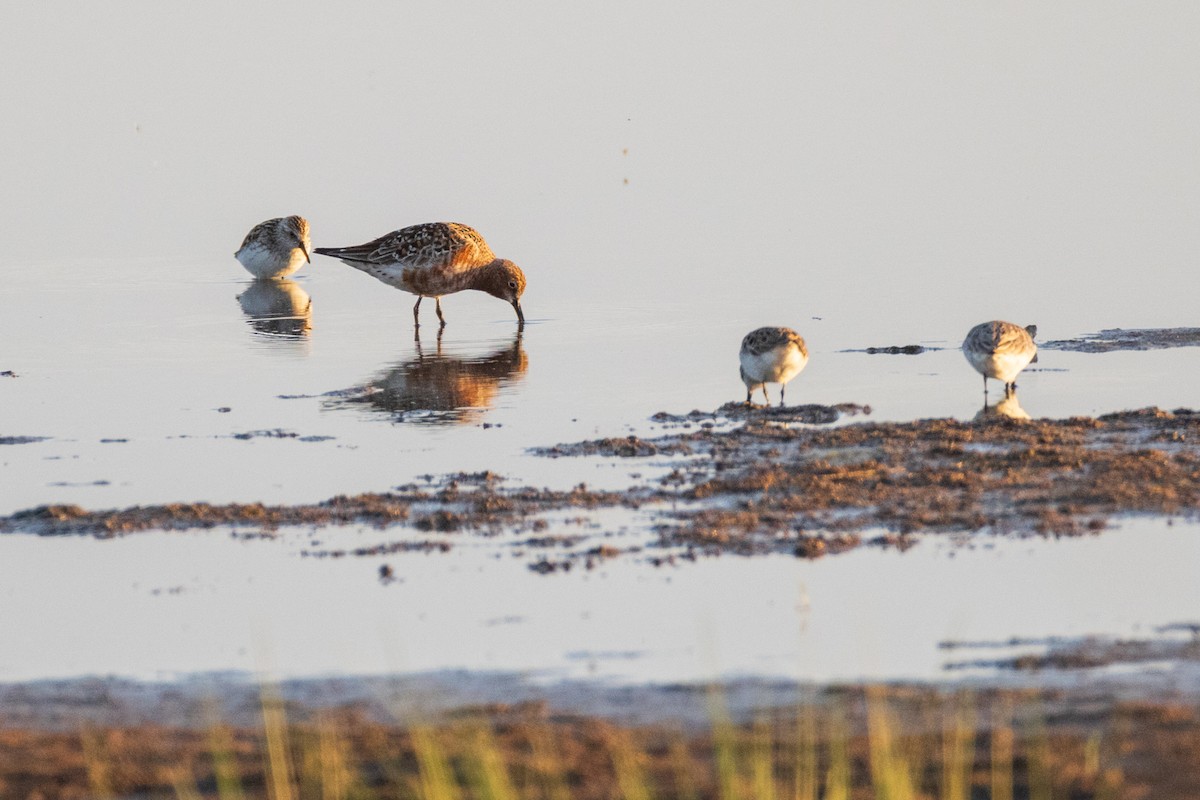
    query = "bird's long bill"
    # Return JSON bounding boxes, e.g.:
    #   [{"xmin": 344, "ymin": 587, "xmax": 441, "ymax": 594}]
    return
[
  {"xmin": 300, "ymin": 242, "xmax": 312, "ymax": 263},
  {"xmin": 513, "ymin": 299, "xmax": 525, "ymax": 324}
]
